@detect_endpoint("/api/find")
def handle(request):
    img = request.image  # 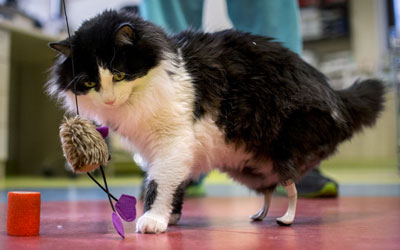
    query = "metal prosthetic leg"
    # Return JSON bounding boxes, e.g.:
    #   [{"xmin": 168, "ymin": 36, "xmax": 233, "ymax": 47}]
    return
[
  {"xmin": 276, "ymin": 180, "xmax": 297, "ymax": 226},
  {"xmin": 250, "ymin": 190, "xmax": 272, "ymax": 221}
]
